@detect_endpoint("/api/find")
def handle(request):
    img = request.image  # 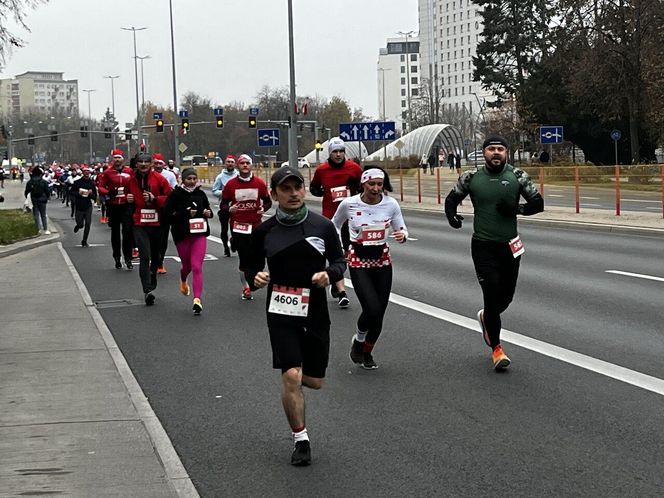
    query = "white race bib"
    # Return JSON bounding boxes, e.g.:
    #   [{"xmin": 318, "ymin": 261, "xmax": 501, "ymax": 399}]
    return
[
  {"xmin": 79, "ymin": 188, "xmax": 89, "ymax": 197},
  {"xmin": 232, "ymin": 221, "xmax": 252, "ymax": 234},
  {"xmin": 330, "ymin": 186, "xmax": 349, "ymax": 202},
  {"xmin": 116, "ymin": 186, "xmax": 125, "ymax": 198},
  {"xmin": 509, "ymin": 235, "xmax": 525, "ymax": 258},
  {"xmin": 189, "ymin": 217, "xmax": 207, "ymax": 234},
  {"xmin": 140, "ymin": 209, "xmax": 159, "ymax": 223},
  {"xmin": 358, "ymin": 224, "xmax": 388, "ymax": 246},
  {"xmin": 268, "ymin": 285, "xmax": 310, "ymax": 317}
]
